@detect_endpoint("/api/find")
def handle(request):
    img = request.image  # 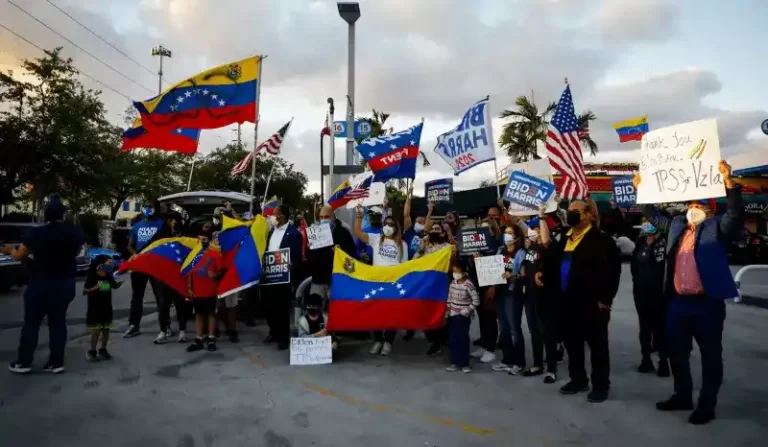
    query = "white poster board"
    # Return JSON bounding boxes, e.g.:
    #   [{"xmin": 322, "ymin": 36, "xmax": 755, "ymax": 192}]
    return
[
  {"xmin": 505, "ymin": 158, "xmax": 559, "ymax": 216},
  {"xmin": 637, "ymin": 119, "xmax": 725, "ymax": 204},
  {"xmin": 344, "ymin": 171, "xmax": 387, "ymax": 208},
  {"xmin": 307, "ymin": 224, "xmax": 334, "ymax": 250},
  {"xmin": 474, "ymin": 255, "xmax": 506, "ymax": 287},
  {"xmin": 290, "ymin": 336, "xmax": 333, "ymax": 366}
]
